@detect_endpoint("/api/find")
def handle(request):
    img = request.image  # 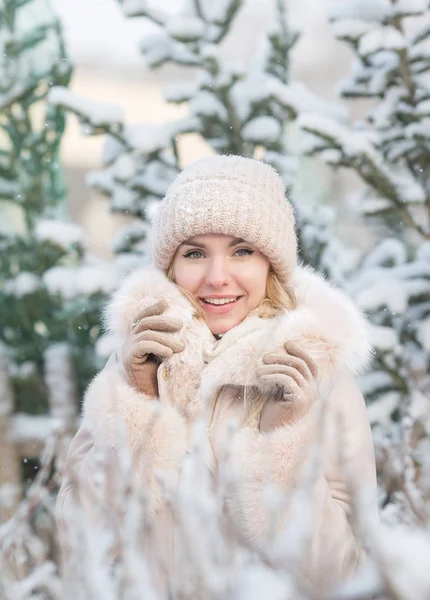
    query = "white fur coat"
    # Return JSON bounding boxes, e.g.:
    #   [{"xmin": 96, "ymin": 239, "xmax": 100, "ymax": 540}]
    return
[{"xmin": 58, "ymin": 265, "xmax": 377, "ymax": 592}]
